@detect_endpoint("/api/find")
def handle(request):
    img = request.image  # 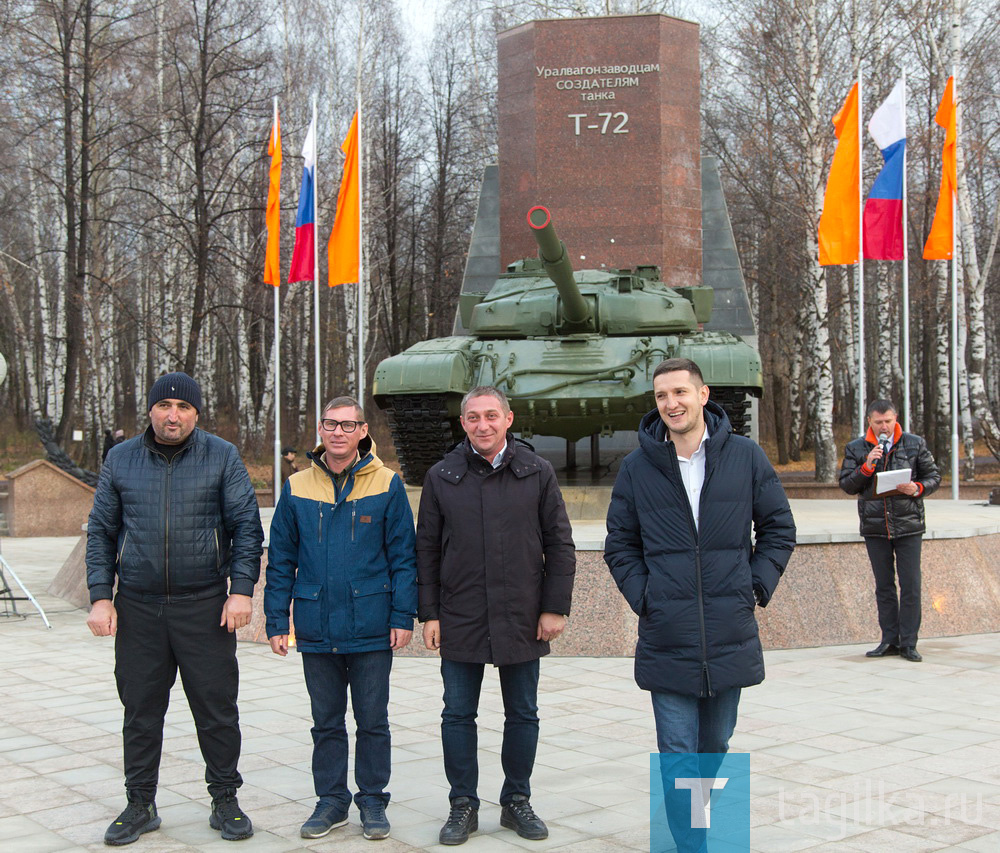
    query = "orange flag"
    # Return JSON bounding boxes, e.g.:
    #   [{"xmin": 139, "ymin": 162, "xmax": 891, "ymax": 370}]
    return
[
  {"xmin": 818, "ymin": 83, "xmax": 860, "ymax": 265},
  {"xmin": 923, "ymin": 77, "xmax": 956, "ymax": 260},
  {"xmin": 328, "ymin": 111, "xmax": 360, "ymax": 287},
  {"xmin": 264, "ymin": 111, "xmax": 282, "ymax": 285}
]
